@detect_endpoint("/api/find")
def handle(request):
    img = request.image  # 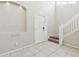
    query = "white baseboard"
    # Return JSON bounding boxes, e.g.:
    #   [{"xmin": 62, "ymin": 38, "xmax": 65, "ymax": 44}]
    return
[
  {"xmin": 0, "ymin": 43, "xmax": 35, "ymax": 56},
  {"xmin": 0, "ymin": 40, "xmax": 48, "ymax": 56},
  {"xmin": 64, "ymin": 42, "xmax": 79, "ymax": 49}
]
